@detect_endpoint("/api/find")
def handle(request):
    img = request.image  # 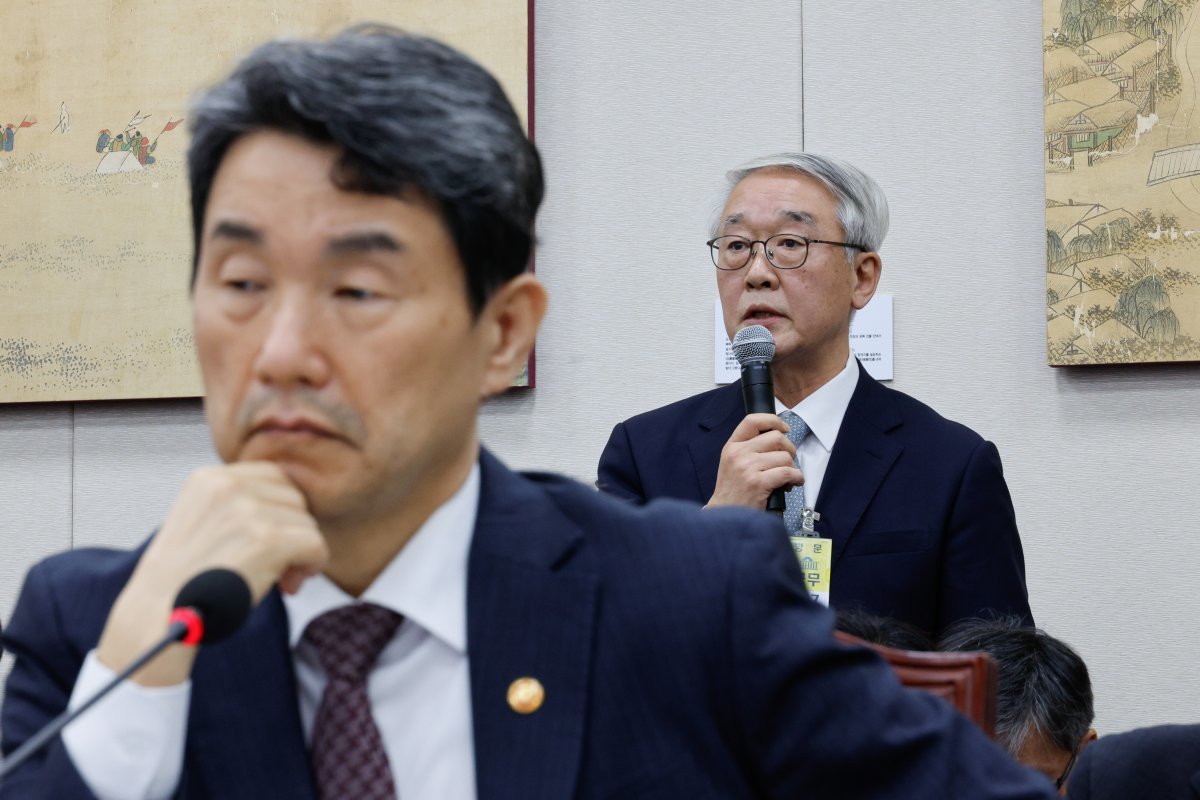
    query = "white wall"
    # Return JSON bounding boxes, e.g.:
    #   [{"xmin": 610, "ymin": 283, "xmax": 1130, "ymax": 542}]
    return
[{"xmin": 2, "ymin": 0, "xmax": 1196, "ymax": 736}]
